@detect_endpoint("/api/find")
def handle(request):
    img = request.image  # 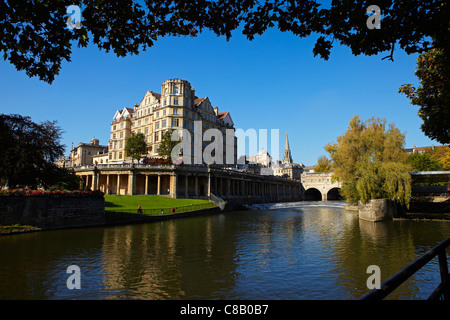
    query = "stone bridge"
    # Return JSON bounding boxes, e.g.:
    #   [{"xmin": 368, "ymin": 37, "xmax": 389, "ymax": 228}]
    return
[{"xmin": 300, "ymin": 172, "xmax": 342, "ymax": 201}]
